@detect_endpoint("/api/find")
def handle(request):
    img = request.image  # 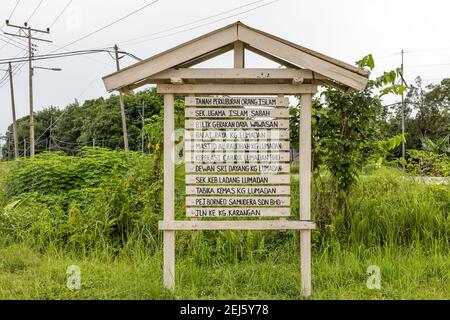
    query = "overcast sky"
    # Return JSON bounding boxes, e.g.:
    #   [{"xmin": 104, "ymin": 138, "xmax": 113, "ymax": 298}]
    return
[{"xmin": 0, "ymin": 0, "xmax": 449, "ymax": 137}]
